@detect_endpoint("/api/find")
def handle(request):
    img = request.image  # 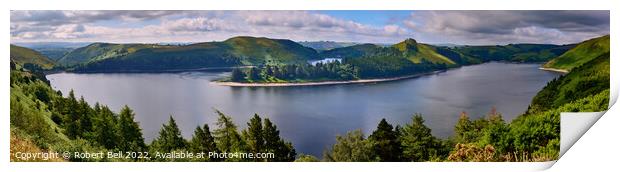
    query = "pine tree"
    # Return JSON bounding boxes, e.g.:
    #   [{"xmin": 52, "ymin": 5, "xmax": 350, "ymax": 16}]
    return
[
  {"xmin": 244, "ymin": 114, "xmax": 264, "ymax": 156},
  {"xmin": 92, "ymin": 105, "xmax": 119, "ymax": 149},
  {"xmin": 63, "ymin": 90, "xmax": 80, "ymax": 139},
  {"xmin": 190, "ymin": 124, "xmax": 218, "ymax": 161},
  {"xmin": 117, "ymin": 105, "xmax": 147, "ymax": 152},
  {"xmin": 262, "ymin": 118, "xmax": 295, "ymax": 161},
  {"xmin": 368, "ymin": 118, "xmax": 402, "ymax": 161},
  {"xmin": 401, "ymin": 114, "xmax": 438, "ymax": 161},
  {"xmin": 213, "ymin": 110, "xmax": 245, "ymax": 153},
  {"xmin": 152, "ymin": 115, "xmax": 187, "ymax": 152},
  {"xmin": 230, "ymin": 68, "xmax": 246, "ymax": 82},
  {"xmin": 248, "ymin": 67, "xmax": 262, "ymax": 81}
]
